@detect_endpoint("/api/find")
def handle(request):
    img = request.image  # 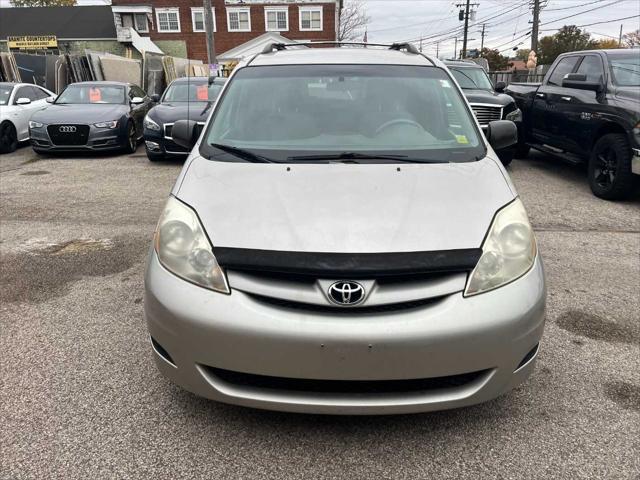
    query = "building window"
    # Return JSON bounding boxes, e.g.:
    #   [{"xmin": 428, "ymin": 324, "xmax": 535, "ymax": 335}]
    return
[
  {"xmin": 134, "ymin": 13, "xmax": 149, "ymax": 33},
  {"xmin": 265, "ymin": 7, "xmax": 288, "ymax": 32},
  {"xmin": 191, "ymin": 7, "xmax": 216, "ymax": 33},
  {"xmin": 299, "ymin": 6, "xmax": 322, "ymax": 31},
  {"xmin": 156, "ymin": 8, "xmax": 181, "ymax": 33},
  {"xmin": 227, "ymin": 8, "xmax": 251, "ymax": 32}
]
